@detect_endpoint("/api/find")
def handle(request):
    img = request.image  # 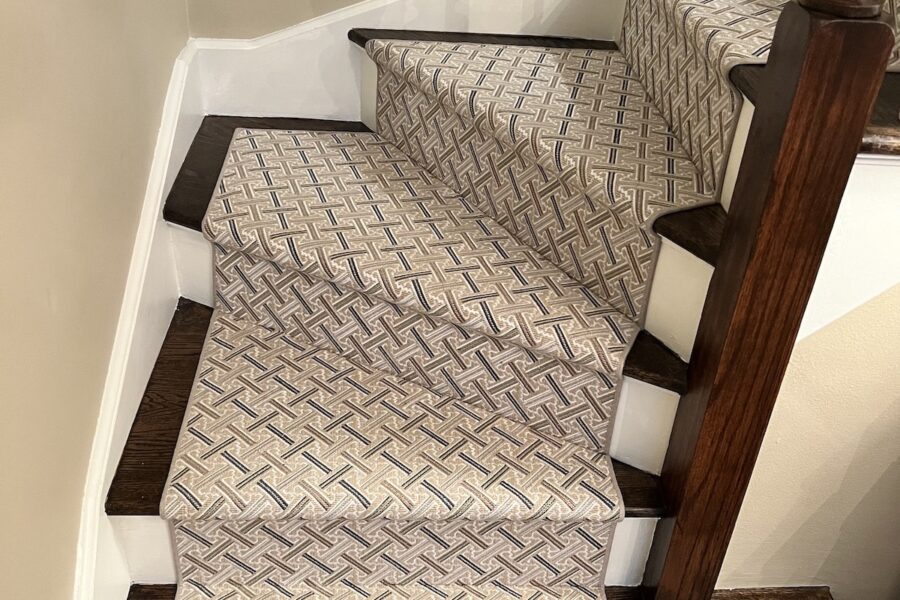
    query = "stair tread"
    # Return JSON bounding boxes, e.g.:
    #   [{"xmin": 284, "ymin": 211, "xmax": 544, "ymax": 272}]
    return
[
  {"xmin": 126, "ymin": 583, "xmax": 833, "ymax": 600},
  {"xmin": 367, "ymin": 39, "xmax": 712, "ymax": 317},
  {"xmin": 624, "ymin": 0, "xmax": 899, "ymax": 191},
  {"xmin": 367, "ymin": 38, "xmax": 713, "ymax": 219},
  {"xmin": 653, "ymin": 204, "xmax": 727, "ymax": 267},
  {"xmin": 106, "ymin": 299, "xmax": 212, "ymax": 515},
  {"xmin": 207, "ymin": 129, "xmax": 636, "ymax": 375},
  {"xmin": 164, "ymin": 116, "xmax": 369, "ymax": 232},
  {"xmin": 126, "ymin": 583, "xmax": 649, "ymax": 600},
  {"xmin": 163, "ymin": 310, "xmax": 622, "ymax": 522},
  {"xmin": 731, "ymin": 66, "xmax": 900, "ymax": 156},
  {"xmin": 107, "ymin": 299, "xmax": 667, "ymax": 518}
]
